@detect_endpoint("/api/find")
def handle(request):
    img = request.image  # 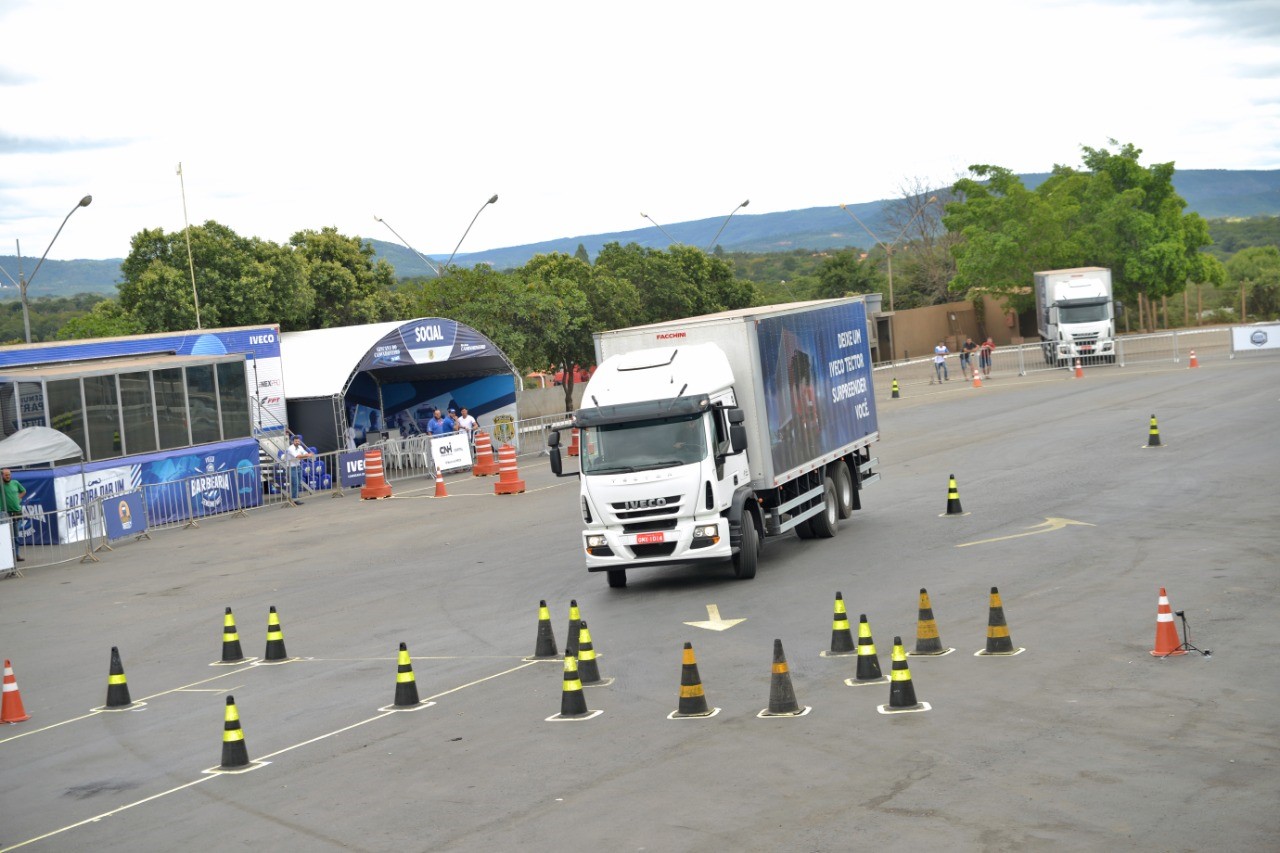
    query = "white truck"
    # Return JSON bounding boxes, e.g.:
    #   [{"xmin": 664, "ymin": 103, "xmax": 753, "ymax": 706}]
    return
[
  {"xmin": 548, "ymin": 298, "xmax": 880, "ymax": 588},
  {"xmin": 1034, "ymin": 267, "xmax": 1119, "ymax": 366}
]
